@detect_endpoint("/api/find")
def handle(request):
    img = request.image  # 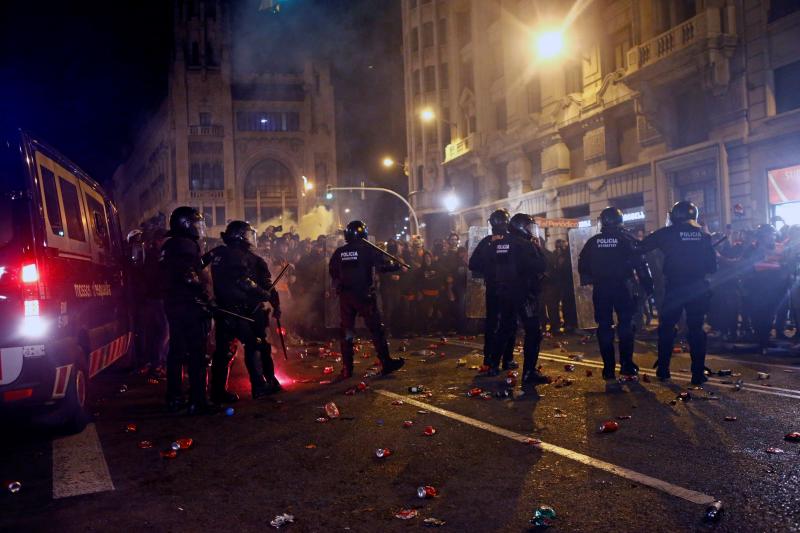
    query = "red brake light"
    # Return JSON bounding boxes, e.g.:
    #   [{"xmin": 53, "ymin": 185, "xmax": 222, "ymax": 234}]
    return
[{"xmin": 21, "ymin": 264, "xmax": 39, "ymax": 283}]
